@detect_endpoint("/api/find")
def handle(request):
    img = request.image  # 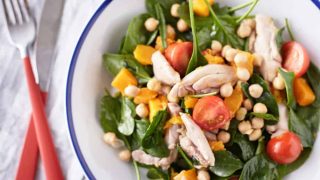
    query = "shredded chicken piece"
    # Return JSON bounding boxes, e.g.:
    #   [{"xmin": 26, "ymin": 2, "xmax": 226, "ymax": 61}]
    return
[
  {"xmin": 167, "ymin": 64, "xmax": 236, "ymax": 102},
  {"xmin": 180, "ymin": 113, "xmax": 215, "ymax": 167},
  {"xmin": 267, "ymin": 104, "xmax": 289, "ymax": 137},
  {"xmin": 152, "ymin": 51, "xmax": 181, "ymax": 85},
  {"xmin": 168, "ymin": 103, "xmax": 182, "ymax": 117},
  {"xmin": 254, "ymin": 14, "xmax": 282, "ymax": 82},
  {"xmin": 165, "ymin": 125, "xmax": 180, "ymax": 150},
  {"xmin": 132, "ymin": 149, "xmax": 177, "ymax": 170}
]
